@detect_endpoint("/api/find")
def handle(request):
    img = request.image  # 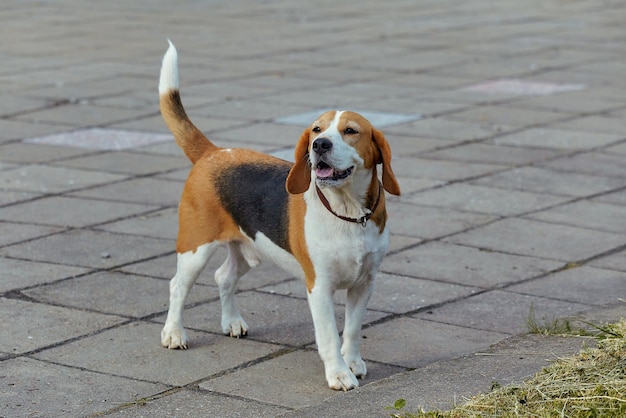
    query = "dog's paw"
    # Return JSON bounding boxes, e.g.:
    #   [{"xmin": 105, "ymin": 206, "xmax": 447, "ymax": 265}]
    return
[
  {"xmin": 327, "ymin": 369, "xmax": 359, "ymax": 391},
  {"xmin": 222, "ymin": 318, "xmax": 249, "ymax": 338},
  {"xmin": 346, "ymin": 357, "xmax": 367, "ymax": 379},
  {"xmin": 161, "ymin": 324, "xmax": 188, "ymax": 349}
]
